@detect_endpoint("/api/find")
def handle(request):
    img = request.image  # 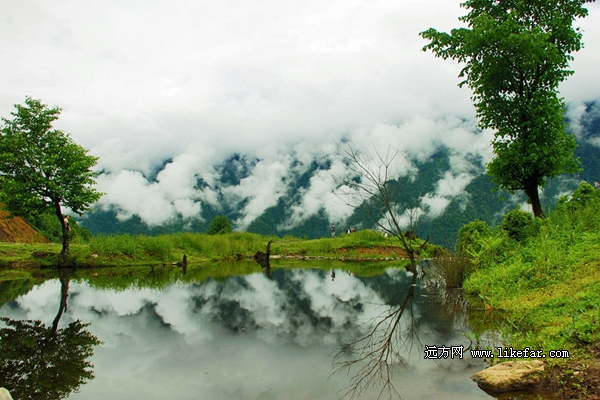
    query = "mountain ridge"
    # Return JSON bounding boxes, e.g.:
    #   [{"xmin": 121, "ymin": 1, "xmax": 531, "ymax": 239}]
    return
[{"xmin": 79, "ymin": 102, "xmax": 600, "ymax": 248}]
